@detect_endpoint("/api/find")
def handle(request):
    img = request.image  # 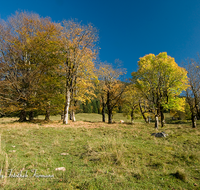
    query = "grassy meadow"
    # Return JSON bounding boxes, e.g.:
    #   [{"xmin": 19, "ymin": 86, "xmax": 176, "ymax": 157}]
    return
[{"xmin": 0, "ymin": 113, "xmax": 199, "ymax": 189}]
